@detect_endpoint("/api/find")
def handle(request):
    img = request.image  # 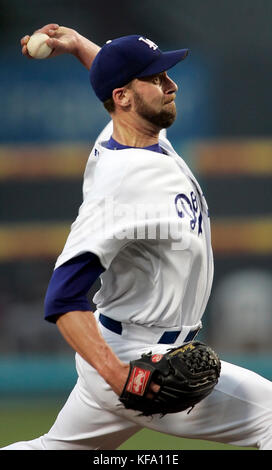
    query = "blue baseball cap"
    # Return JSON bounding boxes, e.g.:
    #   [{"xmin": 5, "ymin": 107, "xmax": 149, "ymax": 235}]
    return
[{"xmin": 89, "ymin": 35, "xmax": 189, "ymax": 102}]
